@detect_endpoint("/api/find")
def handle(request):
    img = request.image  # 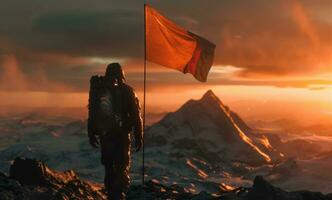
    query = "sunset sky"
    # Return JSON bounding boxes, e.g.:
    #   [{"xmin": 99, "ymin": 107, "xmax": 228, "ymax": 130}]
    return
[{"xmin": 1, "ymin": 0, "xmax": 332, "ymax": 123}]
